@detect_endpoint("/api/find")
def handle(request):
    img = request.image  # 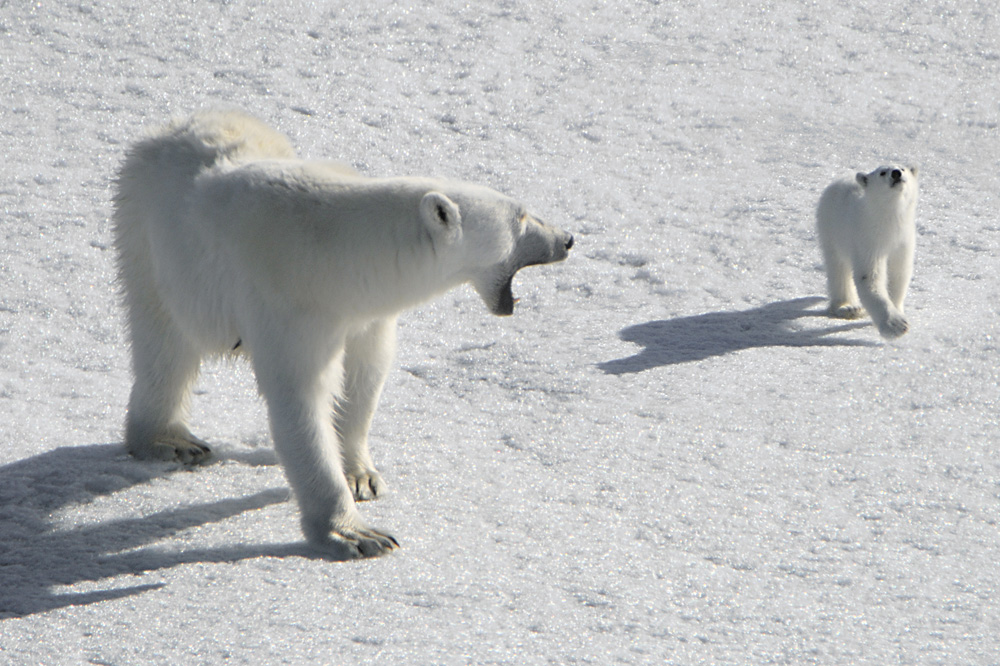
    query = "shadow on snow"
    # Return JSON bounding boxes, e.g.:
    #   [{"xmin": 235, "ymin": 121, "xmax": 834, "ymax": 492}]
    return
[
  {"xmin": 0, "ymin": 297, "xmax": 874, "ymax": 617},
  {"xmin": 599, "ymin": 297, "xmax": 876, "ymax": 375},
  {"xmin": 0, "ymin": 443, "xmax": 333, "ymax": 619}
]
